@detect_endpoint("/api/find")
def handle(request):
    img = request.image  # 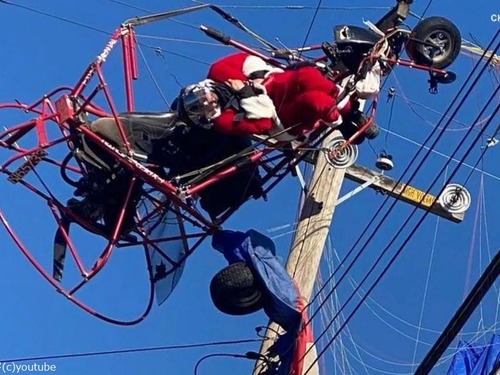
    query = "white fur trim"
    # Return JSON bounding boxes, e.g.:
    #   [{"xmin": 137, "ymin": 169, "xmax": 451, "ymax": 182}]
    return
[
  {"xmin": 337, "ymin": 95, "xmax": 351, "ymax": 111},
  {"xmin": 324, "ymin": 115, "xmax": 343, "ymax": 128},
  {"xmin": 355, "ymin": 61, "xmax": 381, "ymax": 99},
  {"xmin": 242, "ymin": 55, "xmax": 284, "ymax": 78},
  {"xmin": 239, "ymin": 88, "xmax": 294, "ymax": 140},
  {"xmin": 240, "ymin": 94, "xmax": 276, "ymax": 119}
]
